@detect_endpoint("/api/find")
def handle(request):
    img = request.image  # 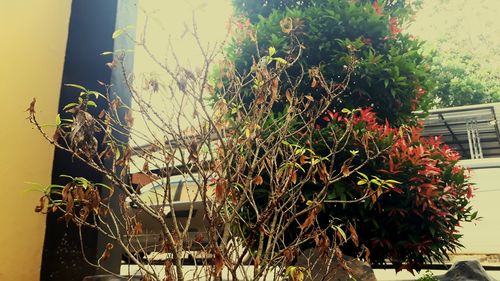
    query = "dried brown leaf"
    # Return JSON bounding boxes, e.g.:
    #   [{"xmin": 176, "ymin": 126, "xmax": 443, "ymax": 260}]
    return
[
  {"xmin": 283, "ymin": 247, "xmax": 295, "ymax": 262},
  {"xmin": 254, "ymin": 256, "xmax": 260, "ymax": 270},
  {"xmin": 300, "ymin": 205, "xmax": 320, "ymax": 230},
  {"xmin": 26, "ymin": 97, "xmax": 36, "ymax": 115},
  {"xmin": 215, "ymin": 179, "xmax": 226, "ymax": 203},
  {"xmin": 34, "ymin": 196, "xmax": 46, "ymax": 213},
  {"xmin": 253, "ymin": 175, "xmax": 263, "ymax": 186},
  {"xmin": 214, "ymin": 251, "xmax": 224, "ymax": 276},
  {"xmin": 125, "ymin": 110, "xmax": 134, "ymax": 127},
  {"xmin": 134, "ymin": 222, "xmax": 143, "ymax": 235},
  {"xmin": 280, "ymin": 17, "xmax": 293, "ymax": 34},
  {"xmin": 348, "ymin": 223, "xmax": 359, "ymax": 247}
]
